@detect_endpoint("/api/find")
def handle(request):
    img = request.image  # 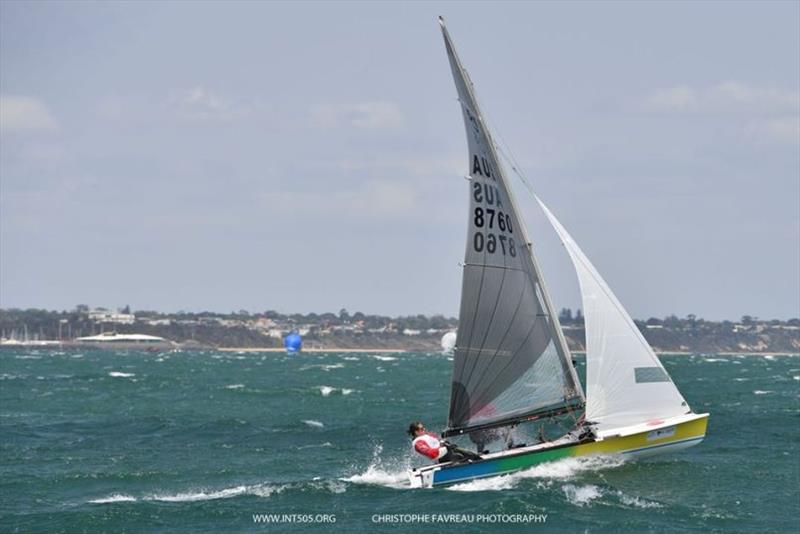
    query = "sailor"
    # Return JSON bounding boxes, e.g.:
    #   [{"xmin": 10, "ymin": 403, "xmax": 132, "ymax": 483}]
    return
[{"xmin": 408, "ymin": 422, "xmax": 456, "ymax": 463}]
